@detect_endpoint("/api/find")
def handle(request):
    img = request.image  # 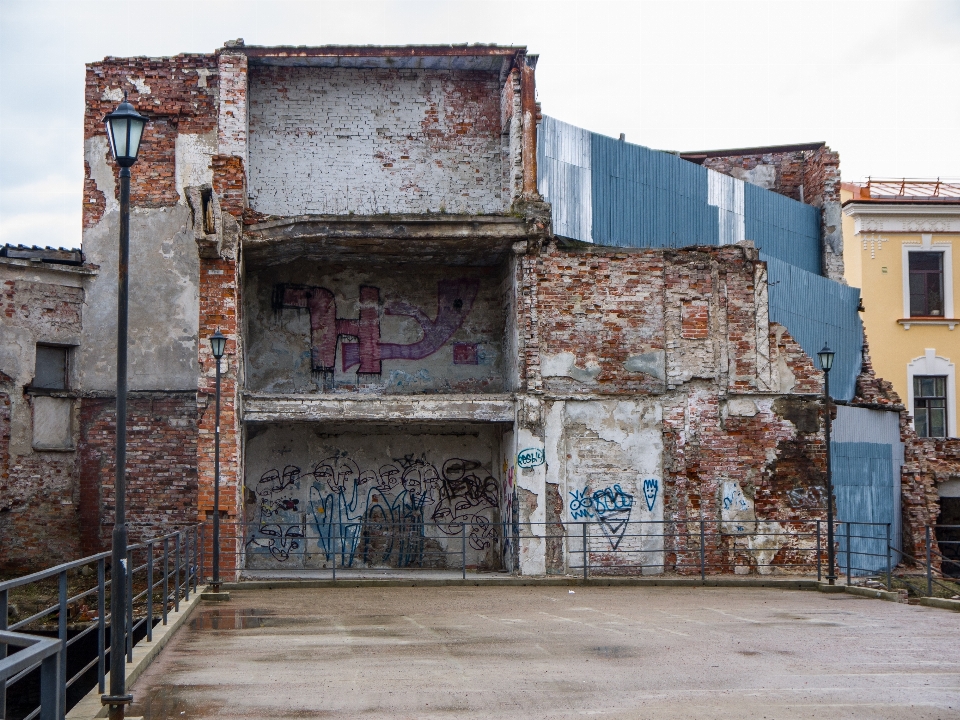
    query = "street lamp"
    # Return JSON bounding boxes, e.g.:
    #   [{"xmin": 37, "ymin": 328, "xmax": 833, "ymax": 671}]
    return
[
  {"xmin": 817, "ymin": 343, "xmax": 836, "ymax": 585},
  {"xmin": 209, "ymin": 330, "xmax": 226, "ymax": 594},
  {"xmin": 101, "ymin": 92, "xmax": 148, "ymax": 720}
]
